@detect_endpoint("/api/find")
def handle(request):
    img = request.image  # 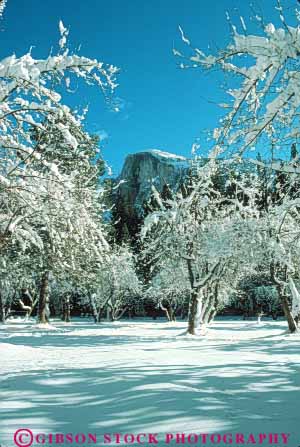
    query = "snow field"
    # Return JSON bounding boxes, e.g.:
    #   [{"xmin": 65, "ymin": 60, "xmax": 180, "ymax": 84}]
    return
[{"xmin": 1, "ymin": 318, "xmax": 300, "ymax": 447}]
